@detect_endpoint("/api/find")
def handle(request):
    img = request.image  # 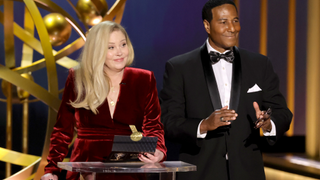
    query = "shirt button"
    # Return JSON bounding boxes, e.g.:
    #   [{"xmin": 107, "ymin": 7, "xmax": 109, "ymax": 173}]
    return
[{"xmin": 225, "ymin": 84, "xmax": 227, "ymax": 86}]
